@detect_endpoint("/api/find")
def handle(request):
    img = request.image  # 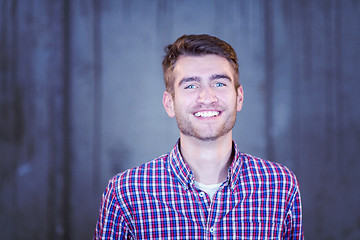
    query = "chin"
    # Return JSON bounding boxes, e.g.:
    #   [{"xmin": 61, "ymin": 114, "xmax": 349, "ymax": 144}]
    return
[{"xmin": 196, "ymin": 136, "xmax": 220, "ymax": 142}]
